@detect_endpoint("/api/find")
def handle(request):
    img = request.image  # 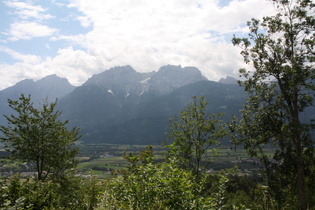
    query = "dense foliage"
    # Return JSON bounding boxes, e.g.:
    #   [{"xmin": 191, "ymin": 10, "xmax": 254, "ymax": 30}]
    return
[
  {"xmin": 0, "ymin": 94, "xmax": 313, "ymax": 209},
  {"xmin": 167, "ymin": 96, "xmax": 227, "ymax": 178},
  {"xmin": 231, "ymin": 0, "xmax": 315, "ymax": 209},
  {"xmin": 102, "ymin": 158, "xmax": 219, "ymax": 209},
  {"xmin": 0, "ymin": 97, "xmax": 247, "ymax": 209},
  {"xmin": 0, "ymin": 173, "xmax": 101, "ymax": 209},
  {"xmin": 0, "ymin": 94, "xmax": 80, "ymax": 181},
  {"xmin": 1, "ymin": 1, "xmax": 315, "ymax": 209}
]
